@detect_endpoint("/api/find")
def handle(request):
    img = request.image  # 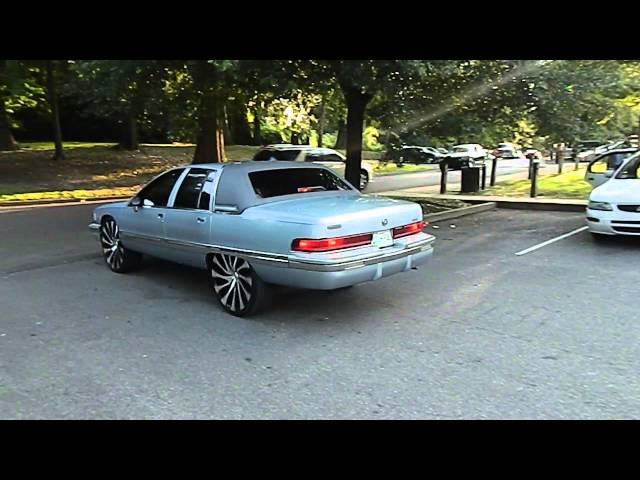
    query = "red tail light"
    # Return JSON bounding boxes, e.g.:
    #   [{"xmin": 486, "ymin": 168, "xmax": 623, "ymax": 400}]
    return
[
  {"xmin": 292, "ymin": 233, "xmax": 373, "ymax": 252},
  {"xmin": 392, "ymin": 221, "xmax": 426, "ymax": 238}
]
